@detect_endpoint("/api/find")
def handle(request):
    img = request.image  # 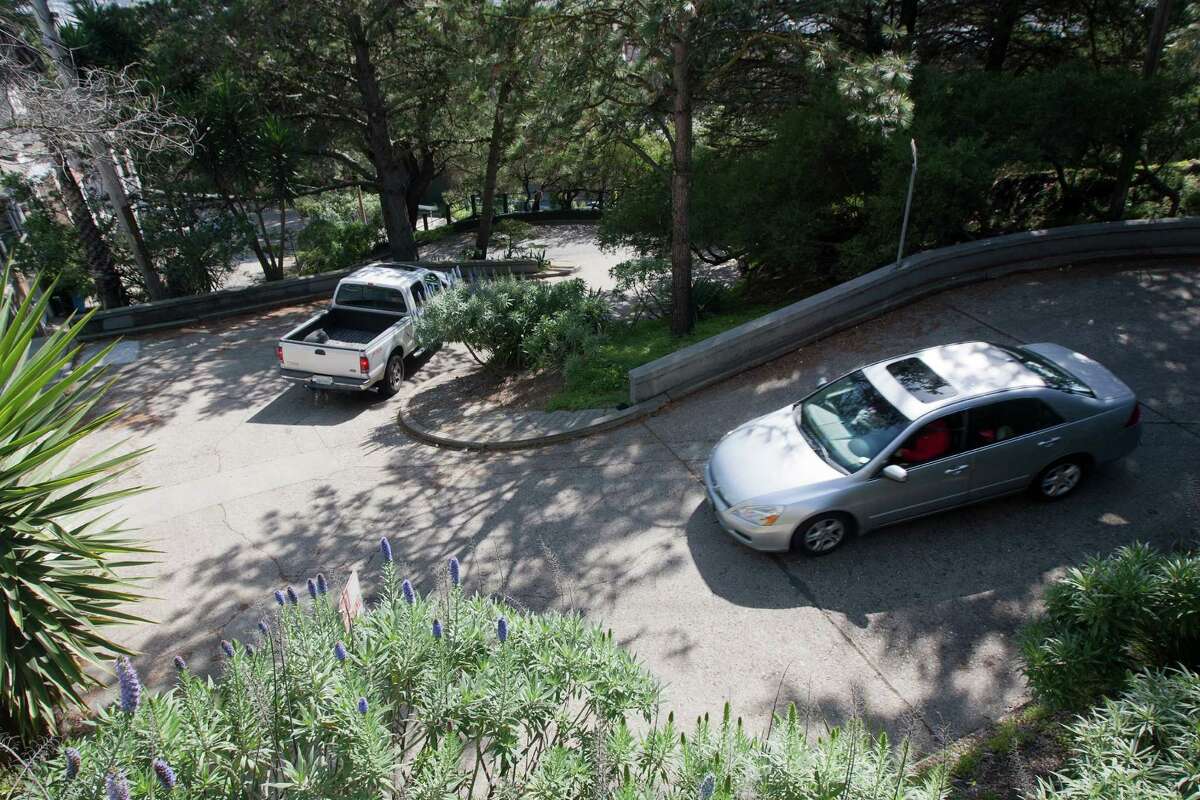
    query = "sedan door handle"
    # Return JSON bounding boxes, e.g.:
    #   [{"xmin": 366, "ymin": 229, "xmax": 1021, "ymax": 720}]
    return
[
  {"xmin": 944, "ymin": 464, "xmax": 970, "ymax": 475},
  {"xmin": 1037, "ymin": 436, "xmax": 1062, "ymax": 447}
]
